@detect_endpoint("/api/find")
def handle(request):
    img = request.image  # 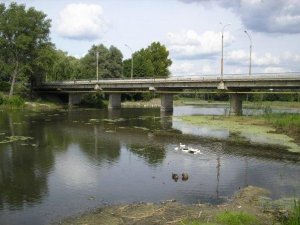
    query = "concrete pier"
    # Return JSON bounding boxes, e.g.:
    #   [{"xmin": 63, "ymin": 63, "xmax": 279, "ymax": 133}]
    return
[
  {"xmin": 160, "ymin": 94, "xmax": 173, "ymax": 112},
  {"xmin": 230, "ymin": 93, "xmax": 243, "ymax": 116},
  {"xmin": 68, "ymin": 93, "xmax": 83, "ymax": 106},
  {"xmin": 108, "ymin": 93, "xmax": 121, "ymax": 109}
]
